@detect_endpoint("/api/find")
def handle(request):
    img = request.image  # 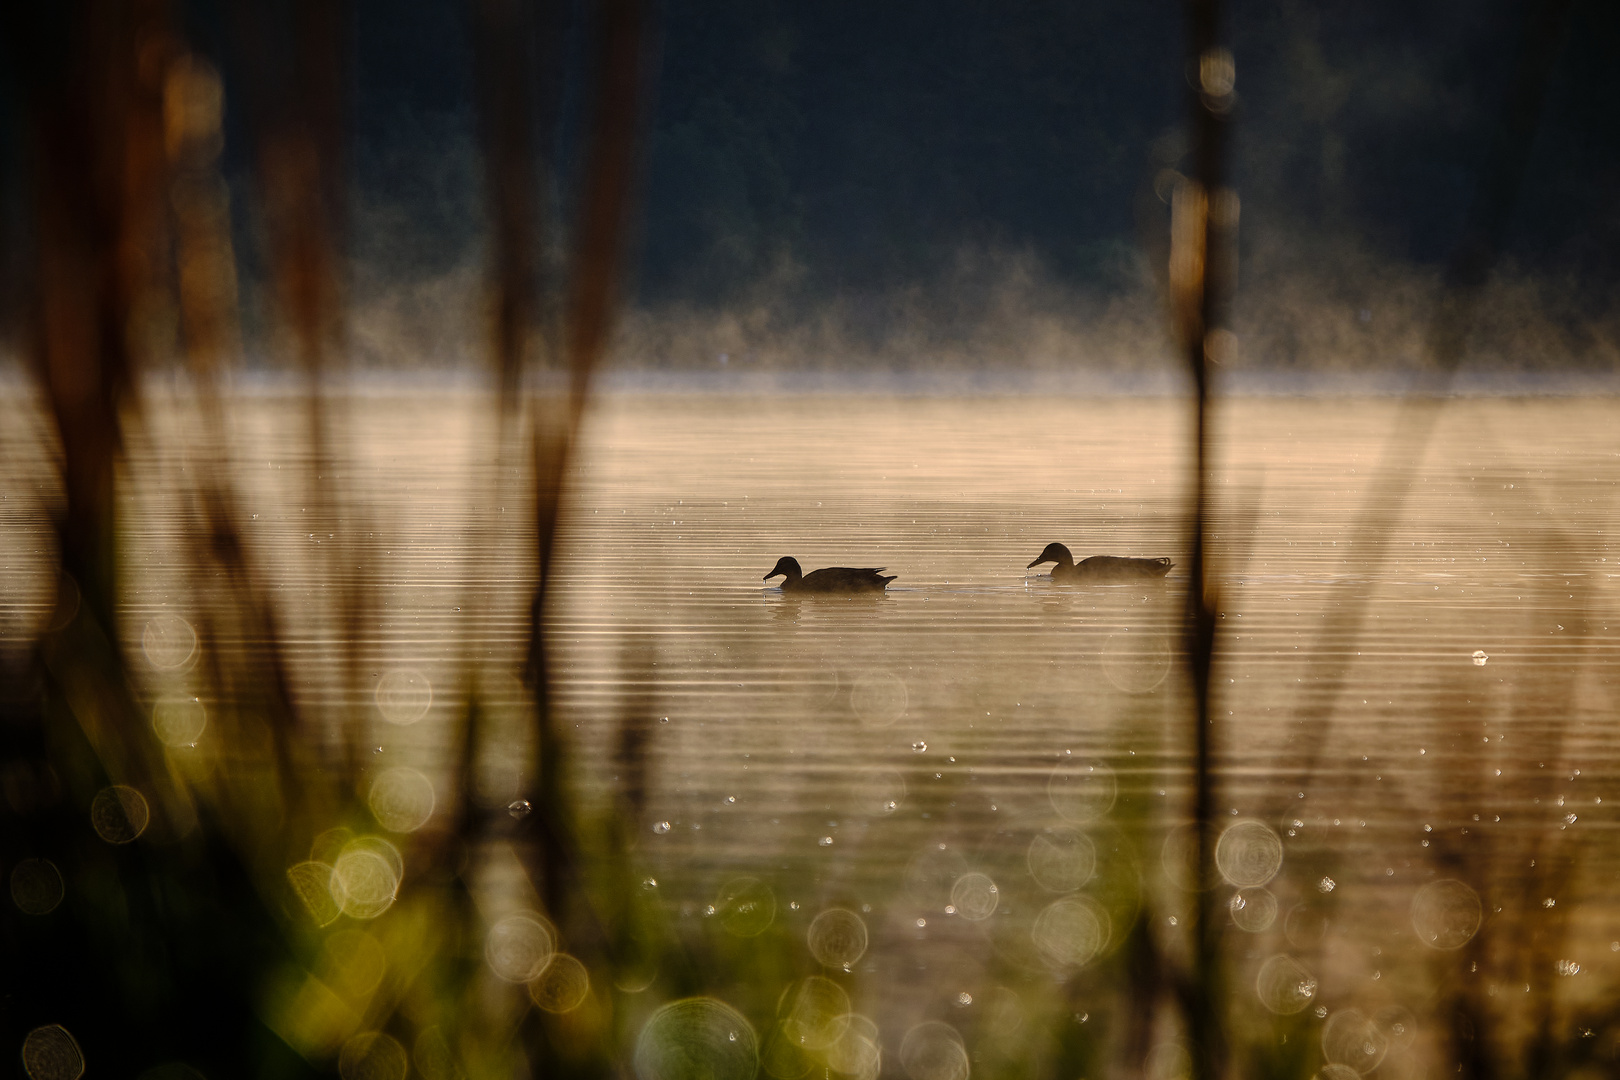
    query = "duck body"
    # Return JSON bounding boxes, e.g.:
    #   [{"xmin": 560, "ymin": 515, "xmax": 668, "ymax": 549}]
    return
[
  {"xmin": 765, "ymin": 556, "xmax": 895, "ymax": 594},
  {"xmin": 1027, "ymin": 542, "xmax": 1172, "ymax": 583}
]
